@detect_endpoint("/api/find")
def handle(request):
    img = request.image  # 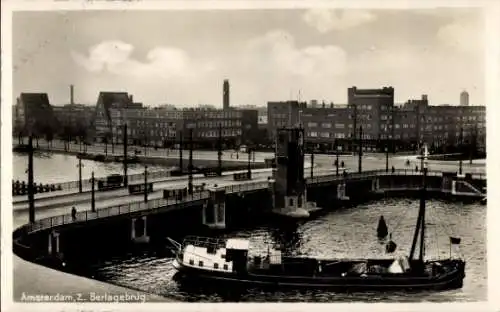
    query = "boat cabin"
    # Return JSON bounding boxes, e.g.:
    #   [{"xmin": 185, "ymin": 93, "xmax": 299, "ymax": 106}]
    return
[{"xmin": 179, "ymin": 237, "xmax": 251, "ymax": 274}]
